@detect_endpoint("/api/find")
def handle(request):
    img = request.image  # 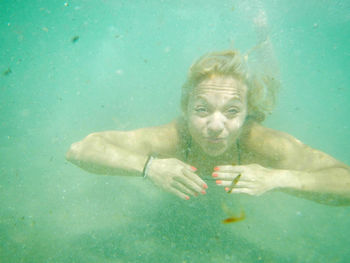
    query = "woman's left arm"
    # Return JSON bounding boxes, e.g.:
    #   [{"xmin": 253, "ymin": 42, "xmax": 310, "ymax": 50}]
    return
[
  {"xmin": 273, "ymin": 134, "xmax": 350, "ymax": 205},
  {"xmin": 214, "ymin": 127, "xmax": 350, "ymax": 206}
]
